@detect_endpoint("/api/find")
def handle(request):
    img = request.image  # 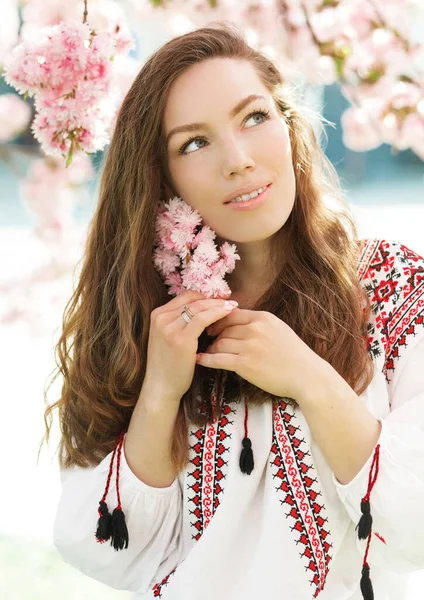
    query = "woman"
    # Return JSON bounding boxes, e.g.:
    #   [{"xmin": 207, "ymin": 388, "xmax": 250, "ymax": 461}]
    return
[{"xmin": 45, "ymin": 22, "xmax": 424, "ymax": 600}]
